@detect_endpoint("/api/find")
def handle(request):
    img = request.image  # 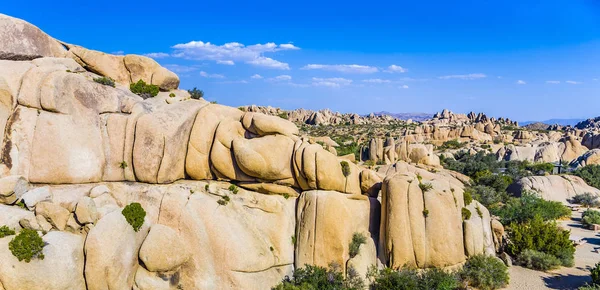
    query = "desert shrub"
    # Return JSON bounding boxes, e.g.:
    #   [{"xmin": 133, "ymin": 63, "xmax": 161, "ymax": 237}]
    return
[
  {"xmin": 188, "ymin": 87, "xmax": 204, "ymax": 99},
  {"xmin": 340, "ymin": 161, "xmax": 351, "ymax": 192},
  {"xmin": 0, "ymin": 225, "xmax": 15, "ymax": 238},
  {"xmin": 573, "ymin": 165, "xmax": 600, "ymax": 190},
  {"xmin": 527, "ymin": 162, "xmax": 555, "ymax": 175},
  {"xmin": 582, "ymin": 209, "xmax": 600, "ymax": 228},
  {"xmin": 130, "ymin": 79, "xmax": 159, "ymax": 99},
  {"xmin": 461, "ymin": 254, "xmax": 509, "ymax": 290},
  {"xmin": 368, "ymin": 266, "xmax": 460, "ymax": 290},
  {"xmin": 9, "ymin": 229, "xmax": 45, "ymax": 262},
  {"xmin": 278, "ymin": 112, "xmax": 289, "ymax": 120},
  {"xmin": 506, "ymin": 215, "xmax": 574, "ymax": 267},
  {"xmin": 572, "ymin": 193, "xmax": 600, "ymax": 208},
  {"xmin": 169, "ymin": 92, "xmax": 176, "ymax": 97},
  {"xmin": 364, "ymin": 160, "xmax": 376, "ymax": 167},
  {"xmin": 349, "ymin": 232, "xmax": 366, "ymax": 258},
  {"xmin": 121, "ymin": 202, "xmax": 146, "ymax": 232},
  {"xmin": 419, "ymin": 182, "xmax": 433, "ymax": 192},
  {"xmin": 516, "ymin": 249, "xmax": 562, "ymax": 271},
  {"xmin": 475, "ymin": 173, "xmax": 513, "ymax": 194},
  {"xmin": 119, "ymin": 161, "xmax": 128, "ymax": 169},
  {"xmin": 466, "ymin": 185, "xmax": 504, "ymax": 208},
  {"xmin": 464, "ymin": 190, "xmax": 473, "ymax": 205},
  {"xmin": 272, "ymin": 263, "xmax": 364, "ymax": 290},
  {"xmin": 228, "ymin": 184, "xmax": 239, "ymax": 194},
  {"xmin": 494, "ymin": 192, "xmax": 570, "ymax": 224},
  {"xmin": 438, "ymin": 139, "xmax": 463, "ymax": 150},
  {"xmin": 579, "ymin": 285, "xmax": 600, "ymax": 290},
  {"xmin": 591, "ymin": 262, "xmax": 600, "ymax": 285},
  {"xmin": 476, "ymin": 206, "xmax": 483, "ymax": 218},
  {"xmin": 462, "ymin": 207, "xmax": 472, "ymax": 220},
  {"xmin": 93, "ymin": 76, "xmax": 115, "ymax": 87}
]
